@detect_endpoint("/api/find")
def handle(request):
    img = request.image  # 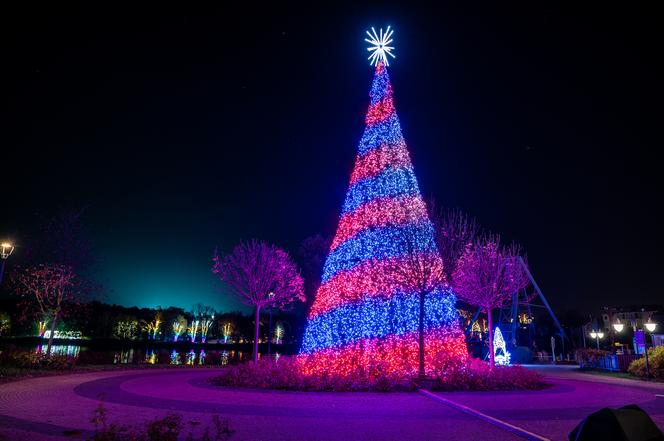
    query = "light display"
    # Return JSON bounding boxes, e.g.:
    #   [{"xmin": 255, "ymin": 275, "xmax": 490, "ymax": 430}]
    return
[
  {"xmin": 200, "ymin": 319, "xmax": 213, "ymax": 343},
  {"xmin": 38, "ymin": 321, "xmax": 47, "ymax": 337},
  {"xmin": 365, "ymin": 26, "xmax": 395, "ymax": 67},
  {"xmin": 188, "ymin": 320, "xmax": 199, "ymax": 343},
  {"xmin": 300, "ymin": 55, "xmax": 466, "ymax": 375},
  {"xmin": 172, "ymin": 318, "xmax": 186, "ymax": 342},
  {"xmin": 222, "ymin": 322, "xmax": 233, "ymax": 343},
  {"xmin": 493, "ymin": 327, "xmax": 511, "ymax": 366}
]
